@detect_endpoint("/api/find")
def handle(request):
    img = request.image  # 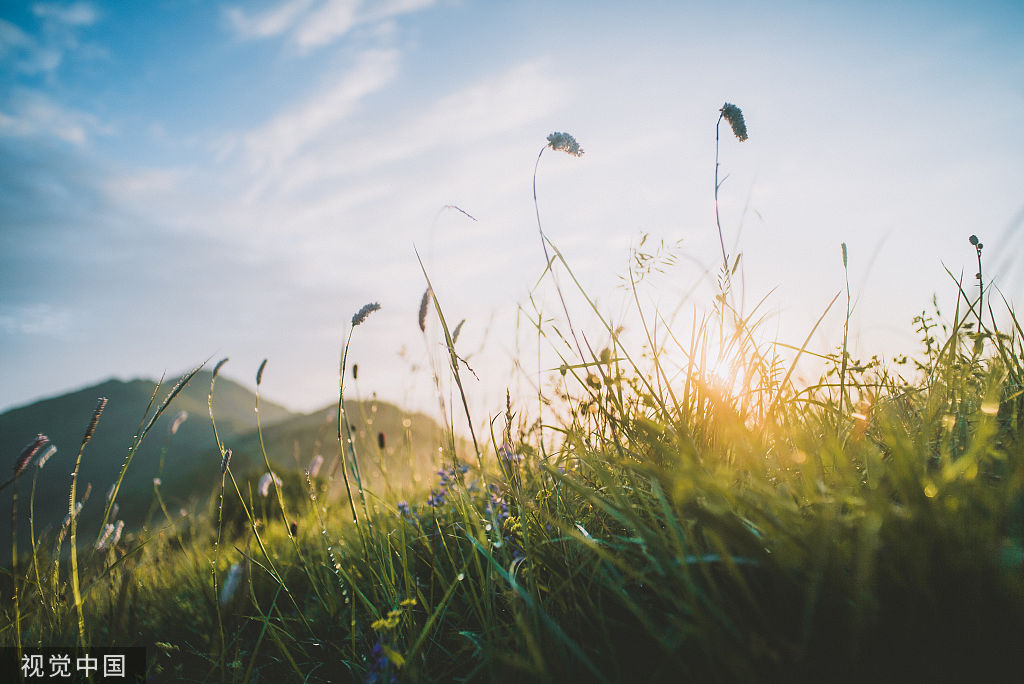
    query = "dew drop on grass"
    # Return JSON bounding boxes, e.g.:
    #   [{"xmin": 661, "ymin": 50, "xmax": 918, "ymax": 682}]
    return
[
  {"xmin": 456, "ymin": 573, "xmax": 465, "ymax": 581},
  {"xmin": 485, "ymin": 523, "xmax": 492, "ymax": 532}
]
